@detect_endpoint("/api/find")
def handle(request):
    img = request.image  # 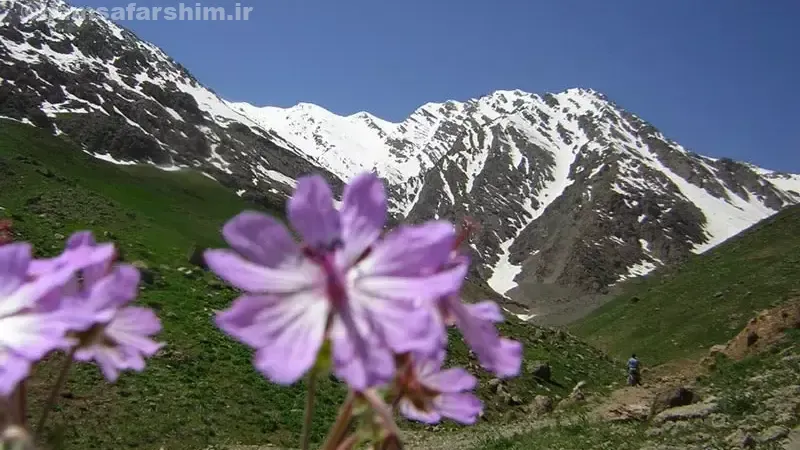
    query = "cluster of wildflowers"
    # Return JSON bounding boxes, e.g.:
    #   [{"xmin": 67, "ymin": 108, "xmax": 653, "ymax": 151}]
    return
[
  {"xmin": 206, "ymin": 172, "xmax": 523, "ymax": 449},
  {"xmin": 0, "ymin": 171, "xmax": 522, "ymax": 450},
  {"xmin": 0, "ymin": 231, "xmax": 163, "ymax": 444}
]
